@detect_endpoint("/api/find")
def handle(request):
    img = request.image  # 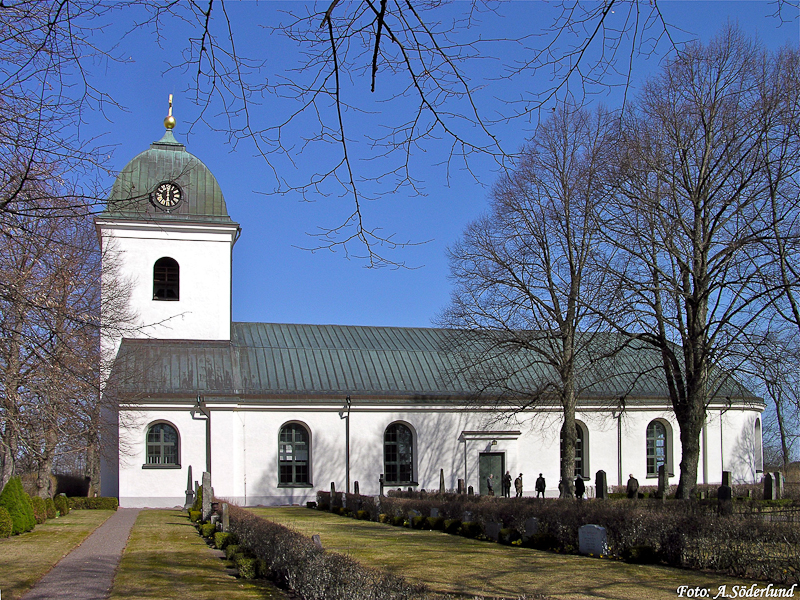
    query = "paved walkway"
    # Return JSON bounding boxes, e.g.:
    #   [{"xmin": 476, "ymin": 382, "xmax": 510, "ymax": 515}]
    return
[{"xmin": 21, "ymin": 508, "xmax": 140, "ymax": 600}]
